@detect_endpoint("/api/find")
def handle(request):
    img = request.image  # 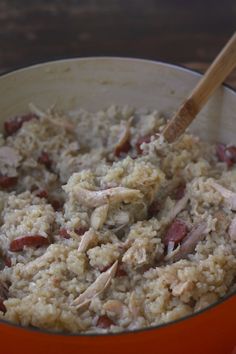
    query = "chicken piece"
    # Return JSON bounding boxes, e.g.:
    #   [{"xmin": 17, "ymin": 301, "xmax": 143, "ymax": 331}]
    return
[
  {"xmin": 45, "ymin": 116, "xmax": 75, "ymax": 133},
  {"xmin": 78, "ymin": 228, "xmax": 98, "ymax": 253},
  {"xmin": 114, "ymin": 118, "xmax": 132, "ymax": 157},
  {"xmin": 28, "ymin": 102, "xmax": 45, "ymax": 117},
  {"xmin": 211, "ymin": 181, "xmax": 236, "ymax": 210},
  {"xmin": 16, "ymin": 244, "xmax": 67, "ymax": 277},
  {"xmin": 128, "ymin": 292, "xmax": 142, "ymax": 318},
  {"xmin": 75, "ymin": 187, "xmax": 142, "ymax": 208},
  {"xmin": 73, "ymin": 261, "xmax": 118, "ymax": 312},
  {"xmin": 122, "ymin": 243, "xmax": 147, "ymax": 268},
  {"xmin": 165, "ymin": 194, "xmax": 189, "ymax": 225},
  {"xmin": 122, "ymin": 236, "xmax": 157, "ymax": 269},
  {"xmin": 90, "ymin": 205, "xmax": 109, "ymax": 230}
]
